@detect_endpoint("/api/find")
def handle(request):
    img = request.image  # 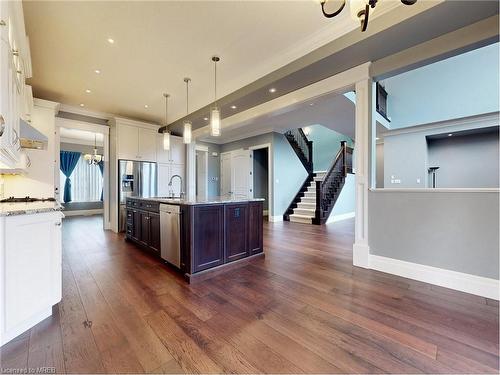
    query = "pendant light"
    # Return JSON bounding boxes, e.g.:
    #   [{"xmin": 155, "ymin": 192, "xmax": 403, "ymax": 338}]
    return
[
  {"xmin": 162, "ymin": 93, "xmax": 171, "ymax": 150},
  {"xmin": 210, "ymin": 56, "xmax": 221, "ymax": 137},
  {"xmin": 183, "ymin": 77, "xmax": 192, "ymax": 144}
]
